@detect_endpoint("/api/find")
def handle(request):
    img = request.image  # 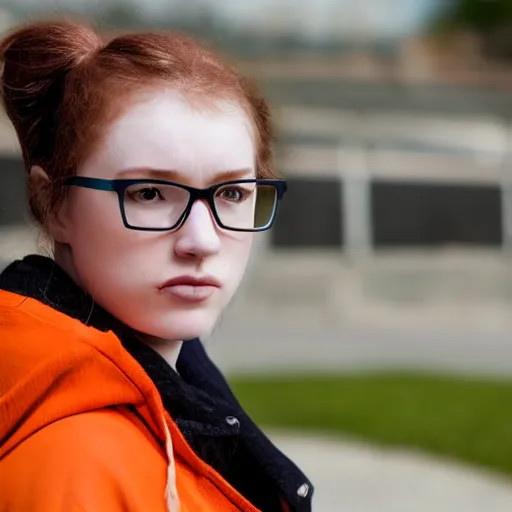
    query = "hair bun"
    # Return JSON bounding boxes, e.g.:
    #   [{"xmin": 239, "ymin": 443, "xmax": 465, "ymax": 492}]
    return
[{"xmin": 0, "ymin": 19, "xmax": 101, "ymax": 166}]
